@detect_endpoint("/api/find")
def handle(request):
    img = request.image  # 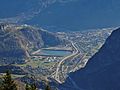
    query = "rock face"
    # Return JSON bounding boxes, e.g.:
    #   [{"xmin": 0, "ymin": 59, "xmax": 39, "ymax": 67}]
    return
[
  {"xmin": 60, "ymin": 28, "xmax": 120, "ymax": 90},
  {"xmin": 0, "ymin": 23, "xmax": 63, "ymax": 64}
]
